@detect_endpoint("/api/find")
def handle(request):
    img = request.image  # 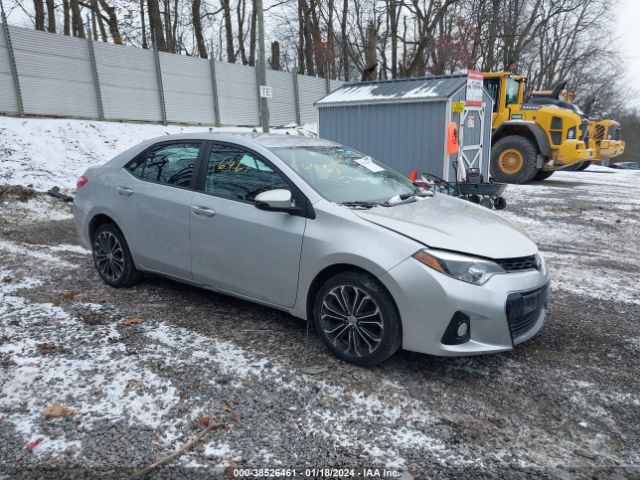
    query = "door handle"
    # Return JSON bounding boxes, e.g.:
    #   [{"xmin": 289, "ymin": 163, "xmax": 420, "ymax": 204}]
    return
[
  {"xmin": 191, "ymin": 205, "xmax": 216, "ymax": 217},
  {"xmin": 115, "ymin": 186, "xmax": 133, "ymax": 197}
]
